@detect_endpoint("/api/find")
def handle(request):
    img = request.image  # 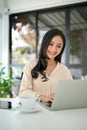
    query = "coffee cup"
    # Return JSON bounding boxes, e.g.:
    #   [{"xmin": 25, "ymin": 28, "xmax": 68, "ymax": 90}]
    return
[{"xmin": 19, "ymin": 96, "xmax": 39, "ymax": 111}]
